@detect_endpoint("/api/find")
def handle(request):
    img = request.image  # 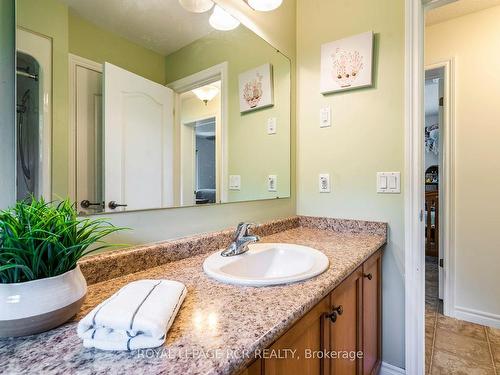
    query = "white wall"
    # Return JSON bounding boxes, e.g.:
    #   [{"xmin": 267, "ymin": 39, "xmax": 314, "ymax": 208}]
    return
[
  {"xmin": 296, "ymin": 0, "xmax": 405, "ymax": 368},
  {"xmin": 0, "ymin": 0, "xmax": 16, "ymax": 209},
  {"xmin": 426, "ymin": 5, "xmax": 500, "ymax": 325}
]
